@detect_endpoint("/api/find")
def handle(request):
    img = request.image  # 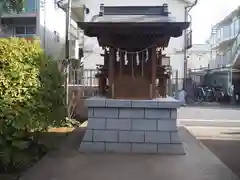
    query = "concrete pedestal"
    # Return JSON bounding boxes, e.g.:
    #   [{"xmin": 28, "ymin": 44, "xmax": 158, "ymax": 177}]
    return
[{"xmin": 79, "ymin": 97, "xmax": 185, "ymax": 154}]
